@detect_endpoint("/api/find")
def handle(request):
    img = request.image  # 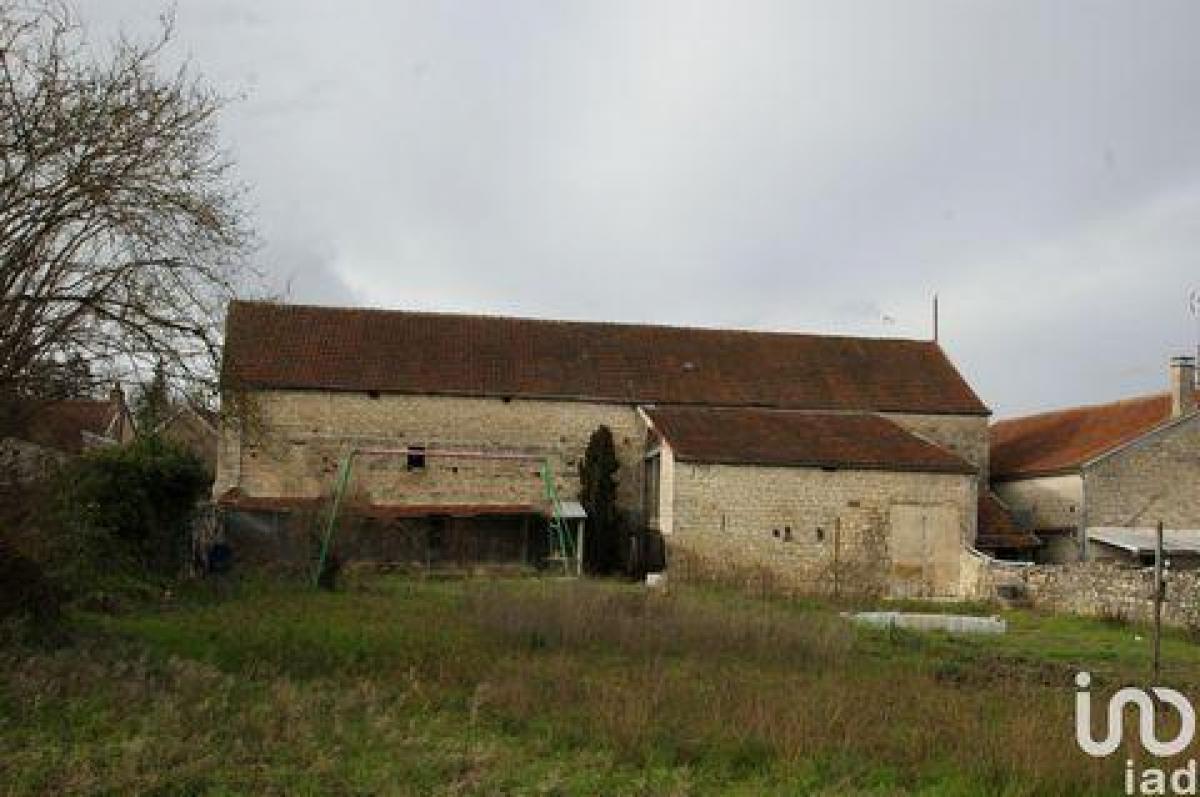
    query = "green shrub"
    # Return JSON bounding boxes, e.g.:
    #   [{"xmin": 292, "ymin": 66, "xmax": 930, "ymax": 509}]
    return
[
  {"xmin": 48, "ymin": 435, "xmax": 210, "ymax": 594},
  {"xmin": 579, "ymin": 425, "xmax": 622, "ymax": 574},
  {"xmin": 0, "ymin": 531, "xmax": 62, "ymax": 637}
]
